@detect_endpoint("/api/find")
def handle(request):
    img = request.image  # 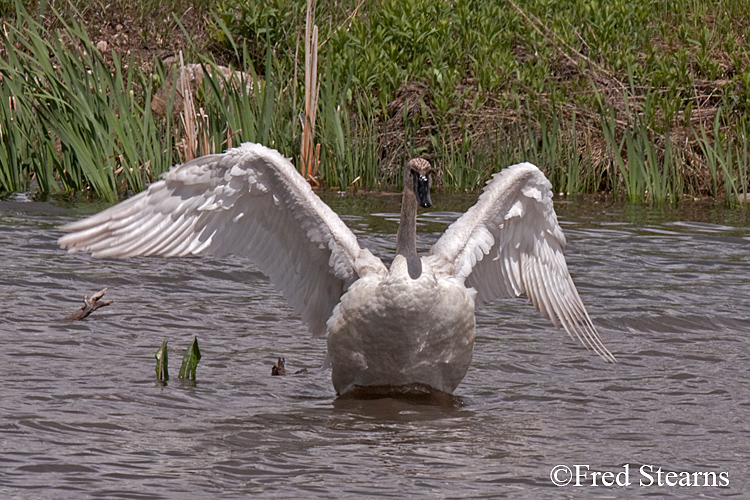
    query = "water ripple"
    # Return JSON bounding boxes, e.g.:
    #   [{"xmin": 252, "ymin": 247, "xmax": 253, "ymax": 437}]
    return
[{"xmin": 0, "ymin": 199, "xmax": 748, "ymax": 498}]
